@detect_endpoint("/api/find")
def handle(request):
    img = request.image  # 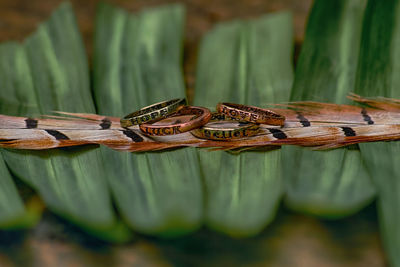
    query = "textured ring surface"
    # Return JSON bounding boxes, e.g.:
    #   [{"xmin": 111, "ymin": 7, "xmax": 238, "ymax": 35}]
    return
[
  {"xmin": 139, "ymin": 106, "xmax": 211, "ymax": 136},
  {"xmin": 191, "ymin": 112, "xmax": 260, "ymax": 140},
  {"xmin": 216, "ymin": 102, "xmax": 285, "ymax": 126},
  {"xmin": 120, "ymin": 98, "xmax": 187, "ymax": 127}
]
